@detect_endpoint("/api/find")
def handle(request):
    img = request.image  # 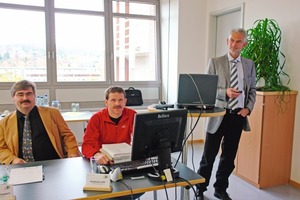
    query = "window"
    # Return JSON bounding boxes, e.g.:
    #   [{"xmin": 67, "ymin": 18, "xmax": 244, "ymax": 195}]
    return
[
  {"xmin": 113, "ymin": 1, "xmax": 158, "ymax": 81},
  {"xmin": 54, "ymin": 0, "xmax": 103, "ymax": 11},
  {"xmin": 0, "ymin": 0, "xmax": 160, "ymax": 84},
  {"xmin": 0, "ymin": 8, "xmax": 47, "ymax": 82},
  {"xmin": 0, "ymin": 0, "xmax": 44, "ymax": 6},
  {"xmin": 55, "ymin": 13, "xmax": 106, "ymax": 82}
]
